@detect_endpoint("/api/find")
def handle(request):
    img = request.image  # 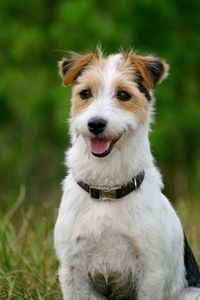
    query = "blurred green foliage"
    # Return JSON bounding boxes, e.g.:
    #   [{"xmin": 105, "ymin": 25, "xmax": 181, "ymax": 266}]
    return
[{"xmin": 0, "ymin": 0, "xmax": 200, "ymax": 210}]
